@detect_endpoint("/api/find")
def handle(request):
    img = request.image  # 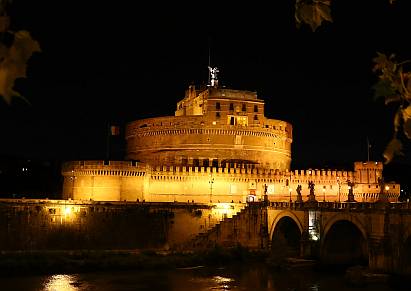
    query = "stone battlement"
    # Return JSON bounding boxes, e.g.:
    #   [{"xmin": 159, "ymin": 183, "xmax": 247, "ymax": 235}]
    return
[
  {"xmin": 61, "ymin": 160, "xmax": 147, "ymax": 177},
  {"xmin": 126, "ymin": 115, "xmax": 291, "ymax": 138},
  {"xmin": 150, "ymin": 164, "xmax": 354, "ymax": 182}
]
